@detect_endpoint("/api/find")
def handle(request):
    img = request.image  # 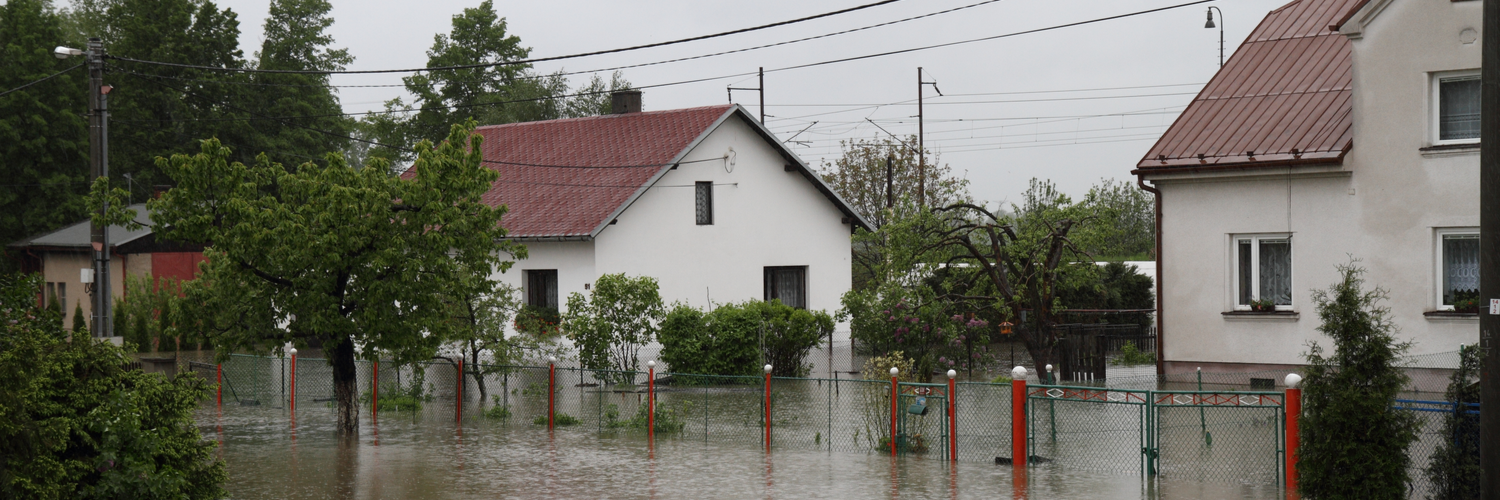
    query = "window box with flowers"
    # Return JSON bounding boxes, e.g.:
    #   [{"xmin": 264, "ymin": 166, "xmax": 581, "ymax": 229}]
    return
[{"xmin": 514, "ymin": 305, "xmax": 562, "ymax": 336}]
